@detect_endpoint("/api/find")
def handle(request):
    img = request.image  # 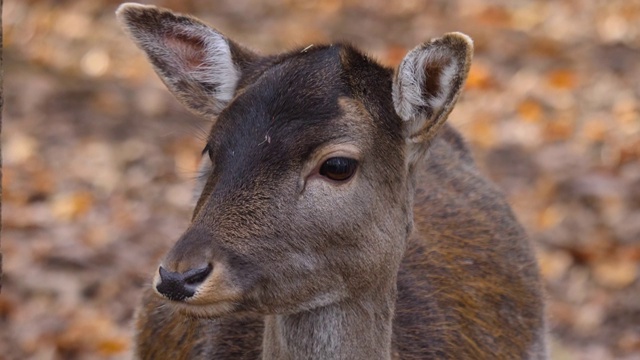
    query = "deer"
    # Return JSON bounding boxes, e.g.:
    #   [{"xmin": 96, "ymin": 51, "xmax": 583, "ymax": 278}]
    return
[{"xmin": 116, "ymin": 3, "xmax": 547, "ymax": 359}]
